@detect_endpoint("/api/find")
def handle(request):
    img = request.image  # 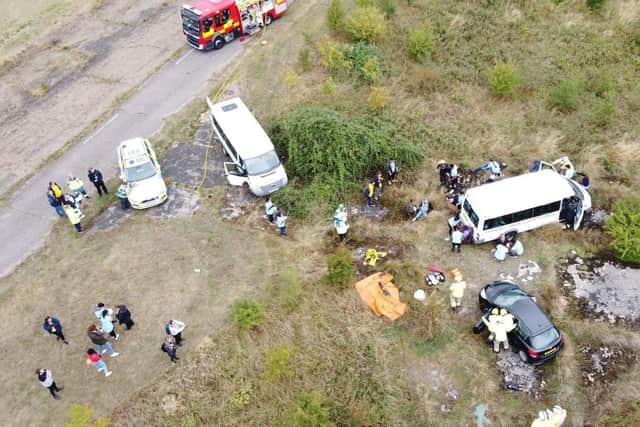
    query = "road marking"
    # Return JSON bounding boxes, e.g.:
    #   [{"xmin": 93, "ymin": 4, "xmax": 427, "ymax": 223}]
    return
[
  {"xmin": 82, "ymin": 113, "xmax": 119, "ymax": 145},
  {"xmin": 175, "ymin": 48, "xmax": 195, "ymax": 65}
]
